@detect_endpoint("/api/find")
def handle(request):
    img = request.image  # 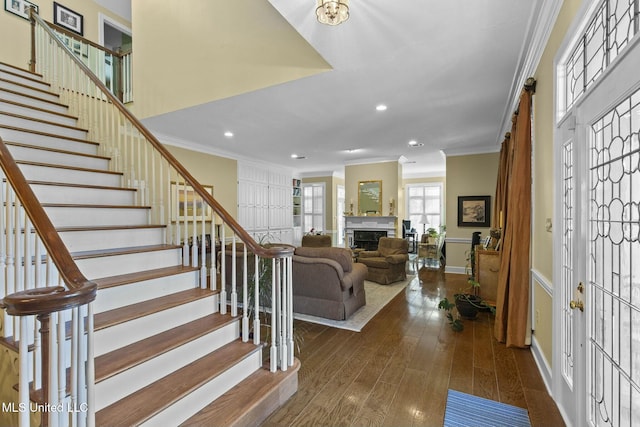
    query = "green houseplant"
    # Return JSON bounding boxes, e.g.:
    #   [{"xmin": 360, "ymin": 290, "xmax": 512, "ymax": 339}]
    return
[{"xmin": 438, "ymin": 278, "xmax": 495, "ymax": 331}]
